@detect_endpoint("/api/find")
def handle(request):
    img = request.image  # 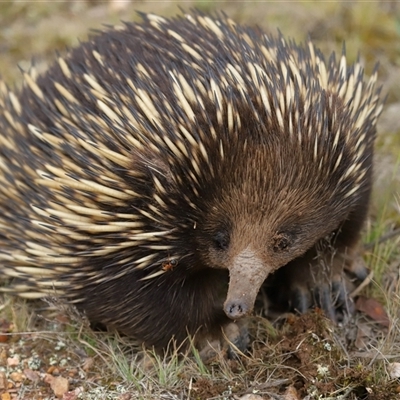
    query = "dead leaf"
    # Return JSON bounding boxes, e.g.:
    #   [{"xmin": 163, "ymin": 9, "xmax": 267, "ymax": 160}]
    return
[
  {"xmin": 44, "ymin": 374, "xmax": 69, "ymax": 398},
  {"xmin": 354, "ymin": 322, "xmax": 373, "ymax": 349},
  {"xmin": 23, "ymin": 369, "xmax": 40, "ymax": 382},
  {"xmin": 82, "ymin": 357, "xmax": 94, "ymax": 372},
  {"xmin": 355, "ymin": 296, "xmax": 390, "ymax": 327},
  {"xmin": 0, "ymin": 319, "xmax": 11, "ymax": 343},
  {"xmin": 284, "ymin": 385, "xmax": 300, "ymax": 400}
]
